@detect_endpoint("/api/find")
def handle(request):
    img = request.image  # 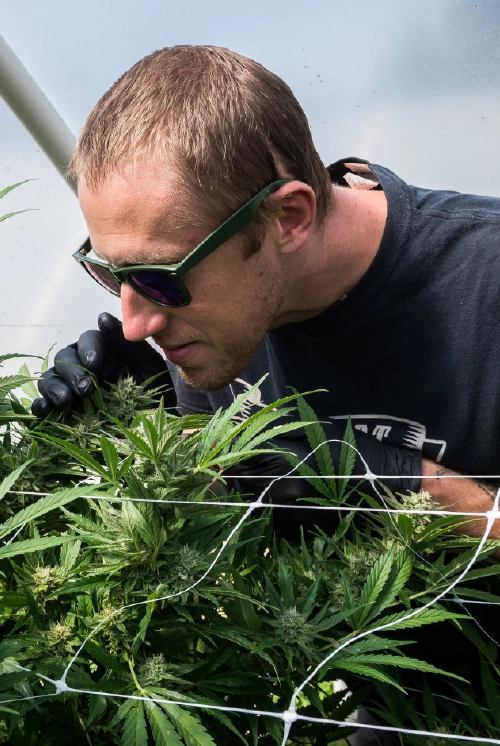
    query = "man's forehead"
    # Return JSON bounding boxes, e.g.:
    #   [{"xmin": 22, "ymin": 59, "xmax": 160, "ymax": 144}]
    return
[
  {"xmin": 79, "ymin": 163, "xmax": 210, "ymax": 264},
  {"xmin": 80, "ymin": 164, "xmax": 192, "ymax": 222}
]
